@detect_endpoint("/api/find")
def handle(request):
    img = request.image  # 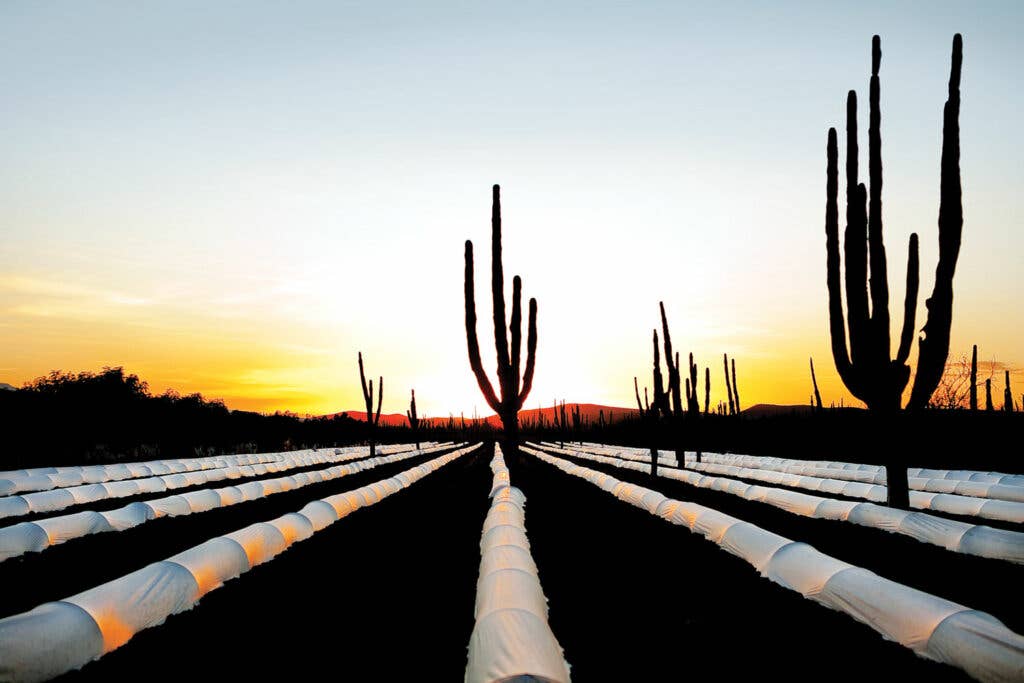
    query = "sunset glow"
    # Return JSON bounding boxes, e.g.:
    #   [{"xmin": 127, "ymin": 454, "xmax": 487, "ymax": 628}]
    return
[{"xmin": 2, "ymin": 3, "xmax": 1022, "ymax": 417}]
